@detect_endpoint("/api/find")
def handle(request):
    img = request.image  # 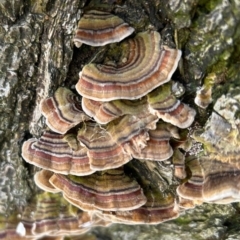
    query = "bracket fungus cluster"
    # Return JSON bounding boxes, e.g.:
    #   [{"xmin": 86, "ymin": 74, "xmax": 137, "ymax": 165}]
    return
[
  {"xmin": 18, "ymin": 192, "xmax": 110, "ymax": 239},
  {"xmin": 0, "ymin": 192, "xmax": 110, "ymax": 240},
  {"xmin": 21, "ymin": 10, "xmax": 199, "ymax": 235},
  {"xmin": 177, "ymin": 86, "xmax": 240, "ymax": 207}
]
